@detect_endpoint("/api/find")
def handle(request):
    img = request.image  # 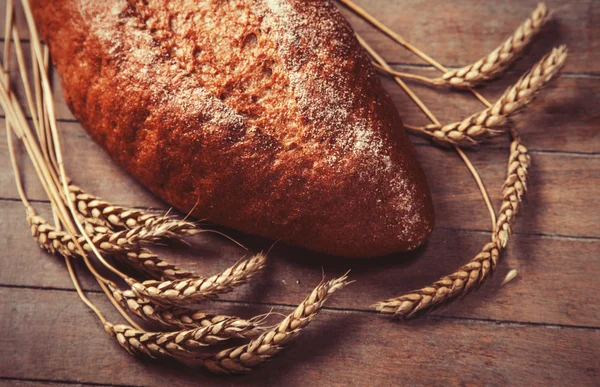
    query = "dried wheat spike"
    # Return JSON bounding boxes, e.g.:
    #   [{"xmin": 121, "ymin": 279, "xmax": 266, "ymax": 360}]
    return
[
  {"xmin": 374, "ymin": 141, "xmax": 530, "ymax": 318},
  {"xmin": 83, "ymin": 217, "xmax": 197, "ymax": 252},
  {"xmin": 436, "ymin": 3, "xmax": 550, "ymax": 88},
  {"xmin": 70, "ymin": 184, "xmax": 249, "ymax": 257},
  {"xmin": 495, "ymin": 141, "xmax": 531, "ymax": 248},
  {"xmin": 79, "ymin": 218, "xmax": 203, "ymax": 280},
  {"xmin": 202, "ymin": 275, "xmax": 349, "ymax": 374},
  {"xmin": 110, "ymin": 284, "xmax": 256, "ymax": 331},
  {"xmin": 116, "ymin": 249, "xmax": 198, "ymax": 280},
  {"xmin": 27, "ymin": 214, "xmax": 199, "ymax": 280},
  {"xmin": 128, "ymin": 252, "xmax": 268, "ymax": 307},
  {"xmin": 30, "ymin": 213, "xmax": 193, "ymax": 256},
  {"xmin": 421, "ymin": 45, "xmax": 567, "ymax": 146},
  {"xmin": 28, "ymin": 214, "xmax": 77, "ymax": 258},
  {"xmin": 105, "ymin": 317, "xmax": 258, "ymax": 360},
  {"xmin": 69, "ymin": 184, "xmax": 199, "ymax": 233}
]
